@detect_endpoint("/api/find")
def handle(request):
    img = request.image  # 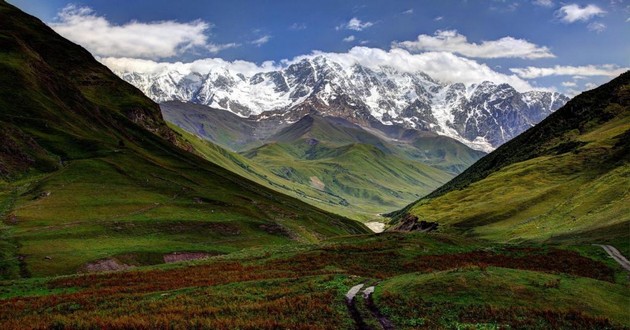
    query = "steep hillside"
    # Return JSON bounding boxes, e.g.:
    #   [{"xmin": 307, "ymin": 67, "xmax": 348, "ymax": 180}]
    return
[
  {"xmin": 392, "ymin": 72, "xmax": 630, "ymax": 247},
  {"xmin": 161, "ymin": 101, "xmax": 277, "ymax": 151},
  {"xmin": 0, "ymin": 1, "xmax": 367, "ymax": 278}
]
